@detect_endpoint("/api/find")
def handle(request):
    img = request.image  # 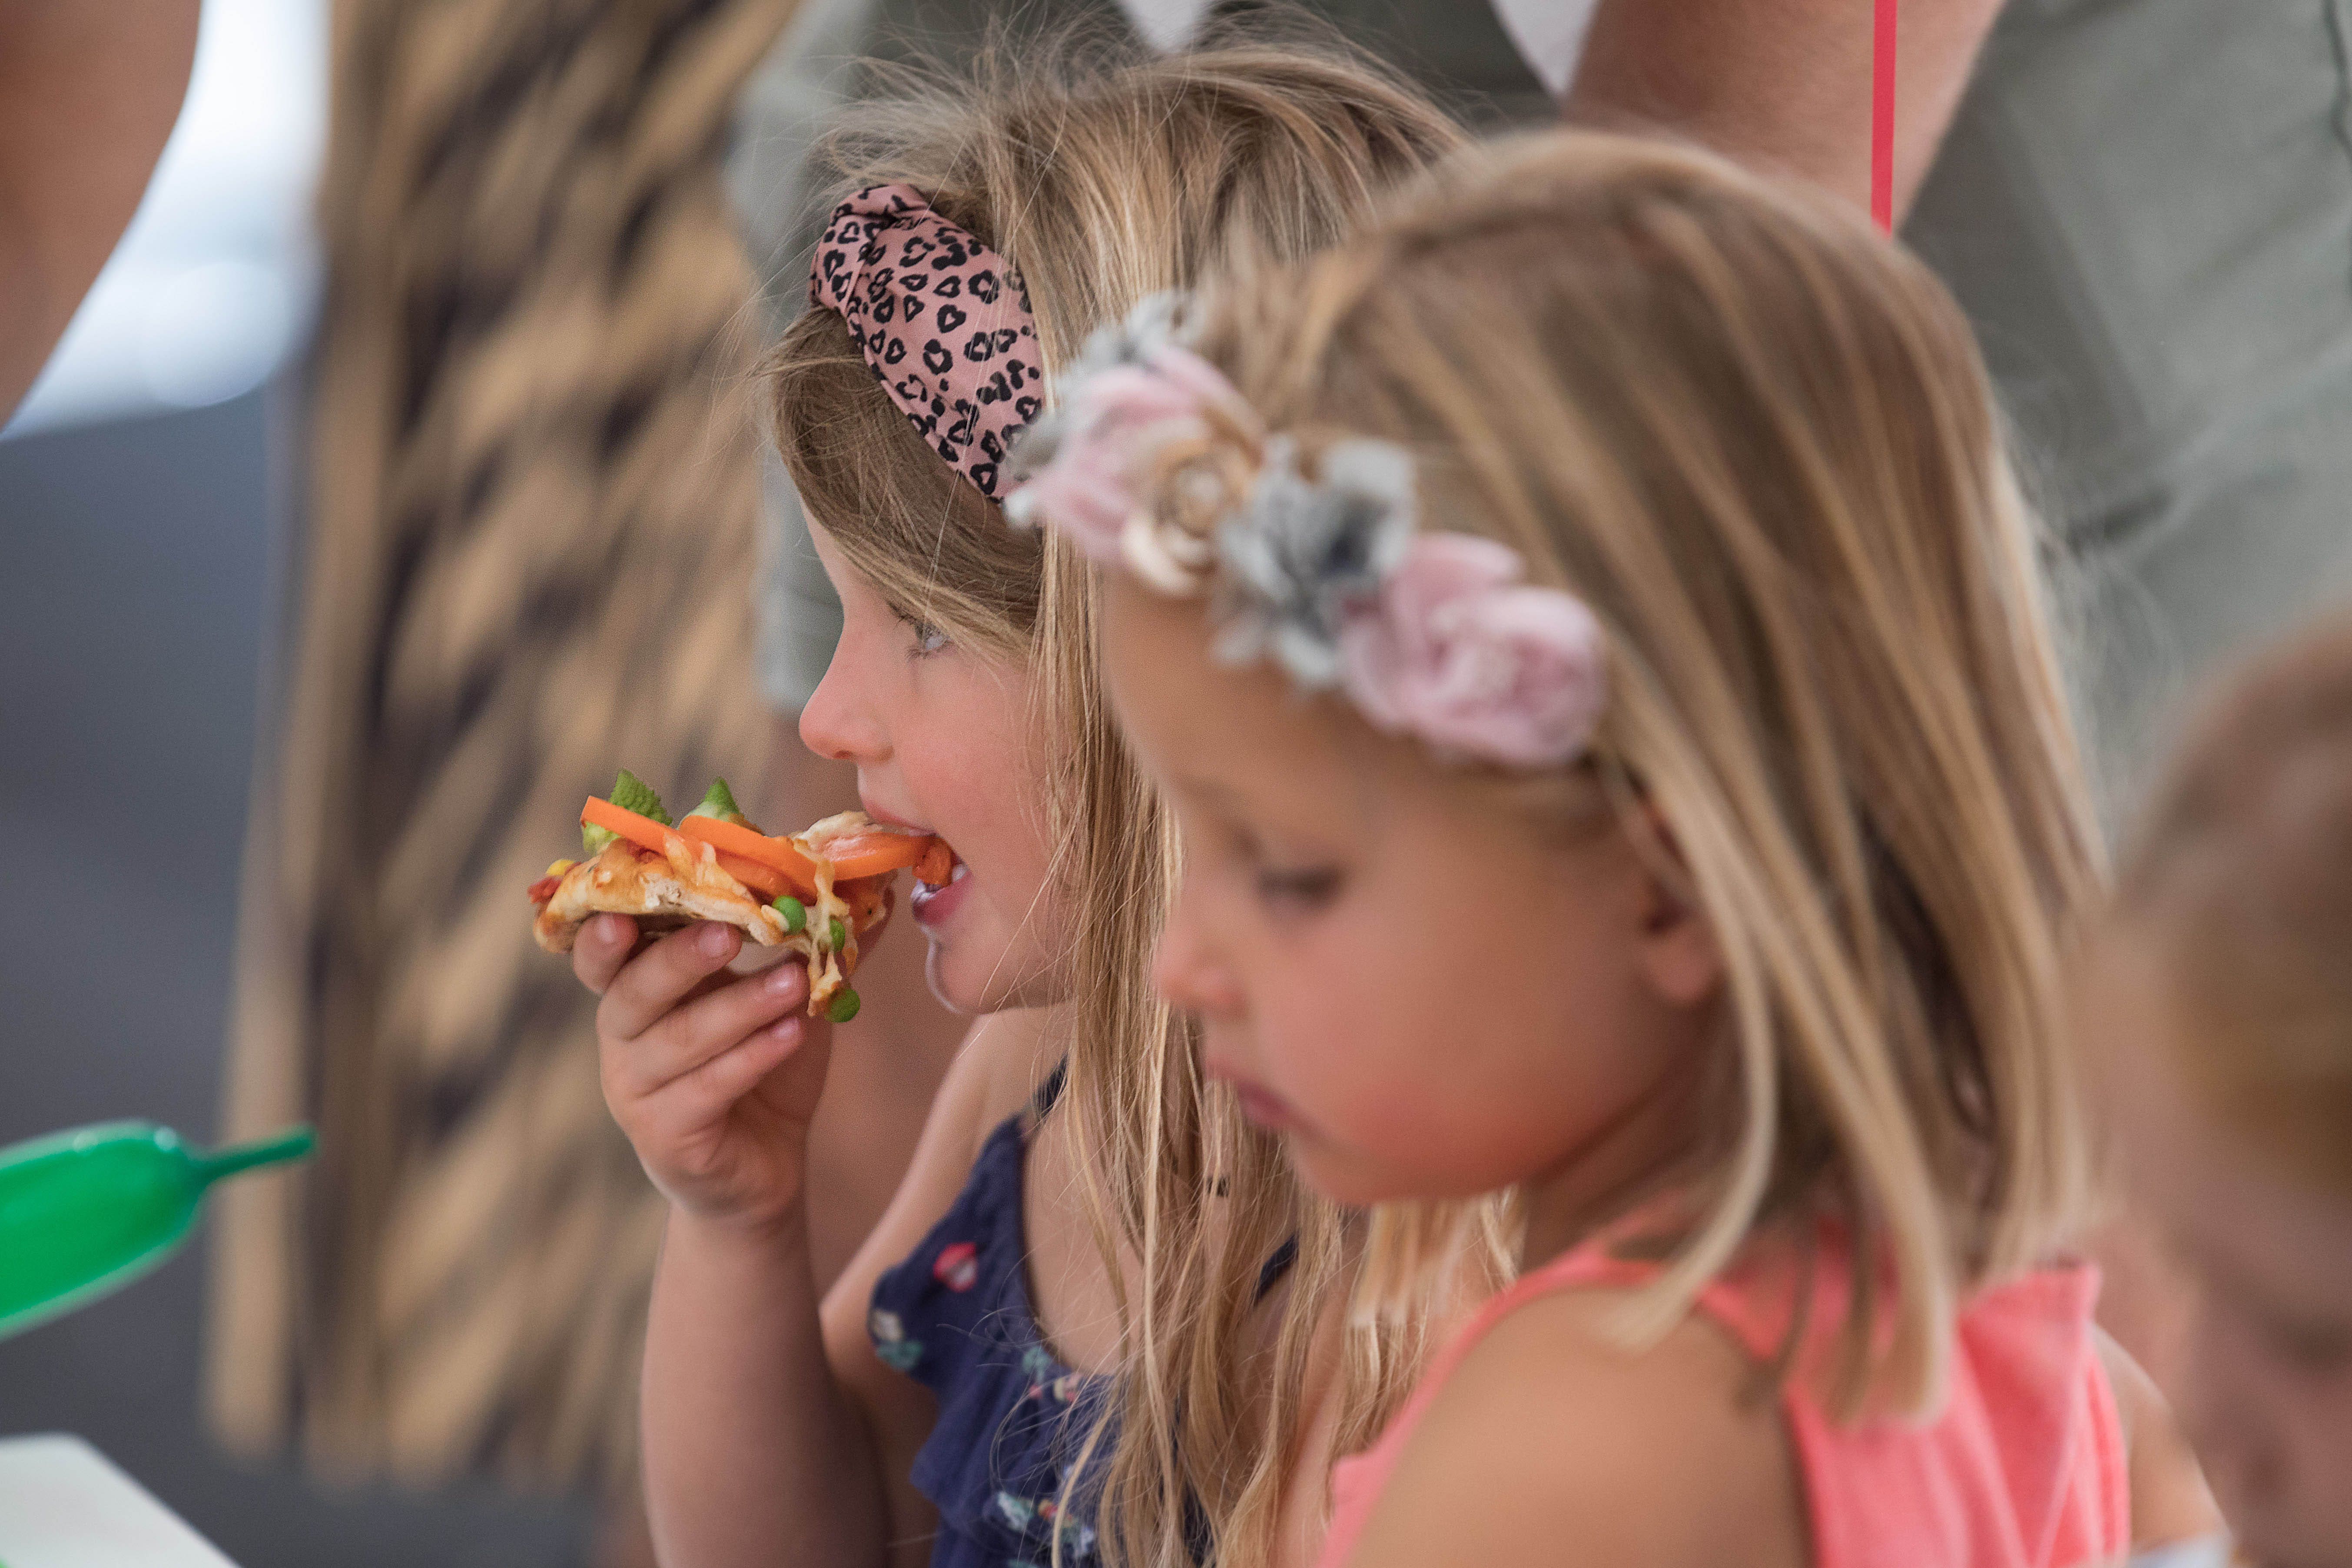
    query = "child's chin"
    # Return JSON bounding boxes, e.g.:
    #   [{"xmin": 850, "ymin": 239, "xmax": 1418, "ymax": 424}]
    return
[
  {"xmin": 1290, "ymin": 1144, "xmax": 1488, "ymax": 1211},
  {"xmin": 1285, "ymin": 1143, "xmax": 1403, "ymax": 1209},
  {"xmin": 922, "ymin": 941, "xmax": 1030, "ymax": 1017},
  {"xmin": 920, "ymin": 944, "xmax": 985, "ymax": 1016}
]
